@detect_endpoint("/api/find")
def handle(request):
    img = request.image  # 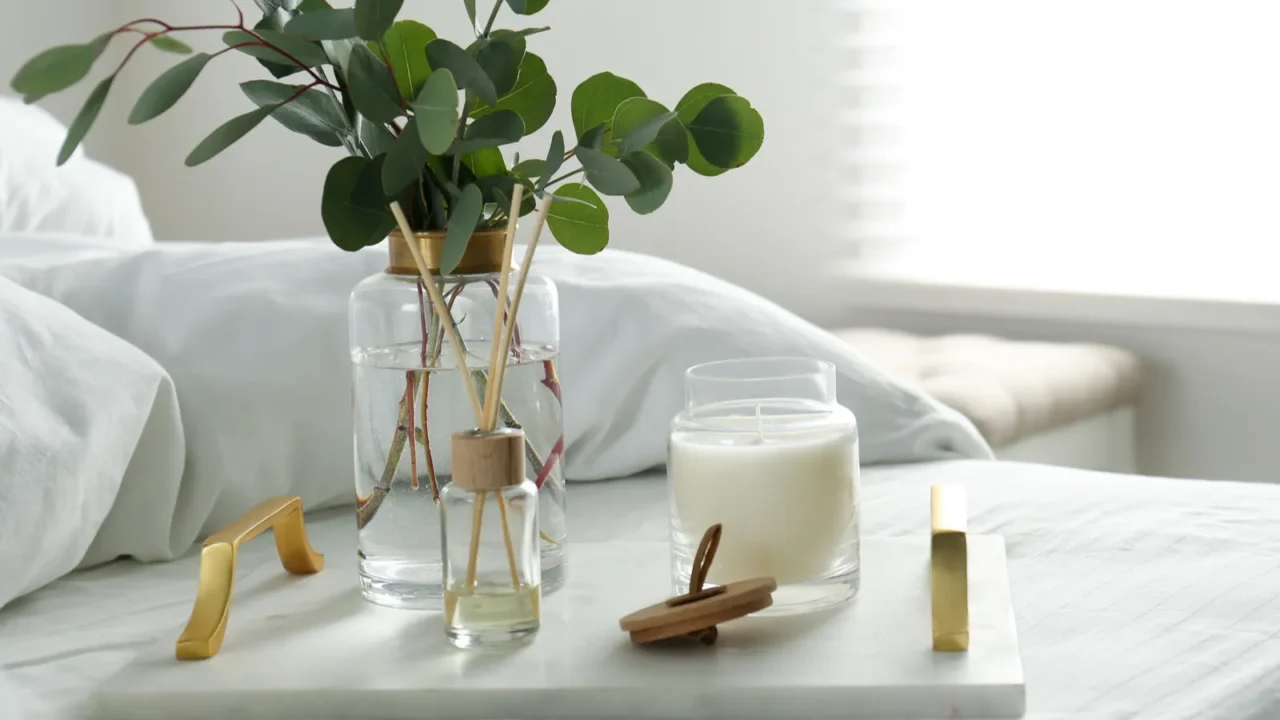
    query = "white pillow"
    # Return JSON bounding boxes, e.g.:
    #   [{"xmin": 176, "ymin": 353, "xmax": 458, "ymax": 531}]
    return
[
  {"xmin": 0, "ymin": 276, "xmax": 184, "ymax": 612},
  {"xmin": 0, "ymin": 96, "xmax": 153, "ymax": 243},
  {"xmin": 0, "ymin": 241, "xmax": 989, "ymax": 559}
]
